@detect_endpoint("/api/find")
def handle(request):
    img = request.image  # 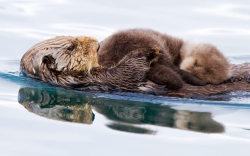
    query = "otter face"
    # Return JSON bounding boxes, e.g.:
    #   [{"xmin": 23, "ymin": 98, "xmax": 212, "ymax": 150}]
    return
[
  {"xmin": 21, "ymin": 36, "xmax": 99, "ymax": 78},
  {"xmin": 180, "ymin": 43, "xmax": 231, "ymax": 84}
]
